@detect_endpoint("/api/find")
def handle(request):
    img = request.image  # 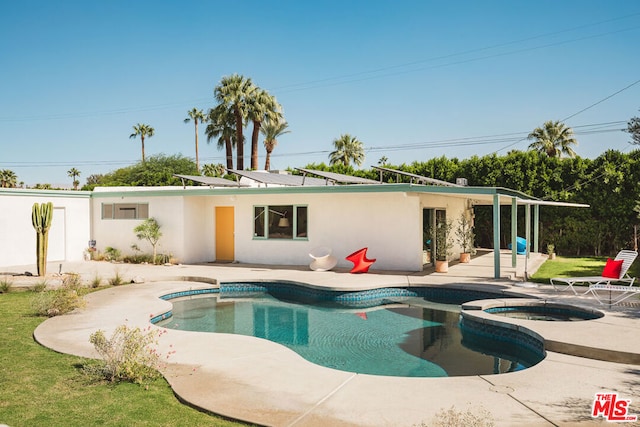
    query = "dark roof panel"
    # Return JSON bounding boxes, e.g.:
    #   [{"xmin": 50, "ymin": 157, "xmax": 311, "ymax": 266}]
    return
[
  {"xmin": 372, "ymin": 166, "xmax": 461, "ymax": 187},
  {"xmin": 226, "ymin": 169, "xmax": 329, "ymax": 186},
  {"xmin": 173, "ymin": 174, "xmax": 245, "ymax": 187},
  {"xmin": 296, "ymin": 168, "xmax": 380, "ymax": 184}
]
